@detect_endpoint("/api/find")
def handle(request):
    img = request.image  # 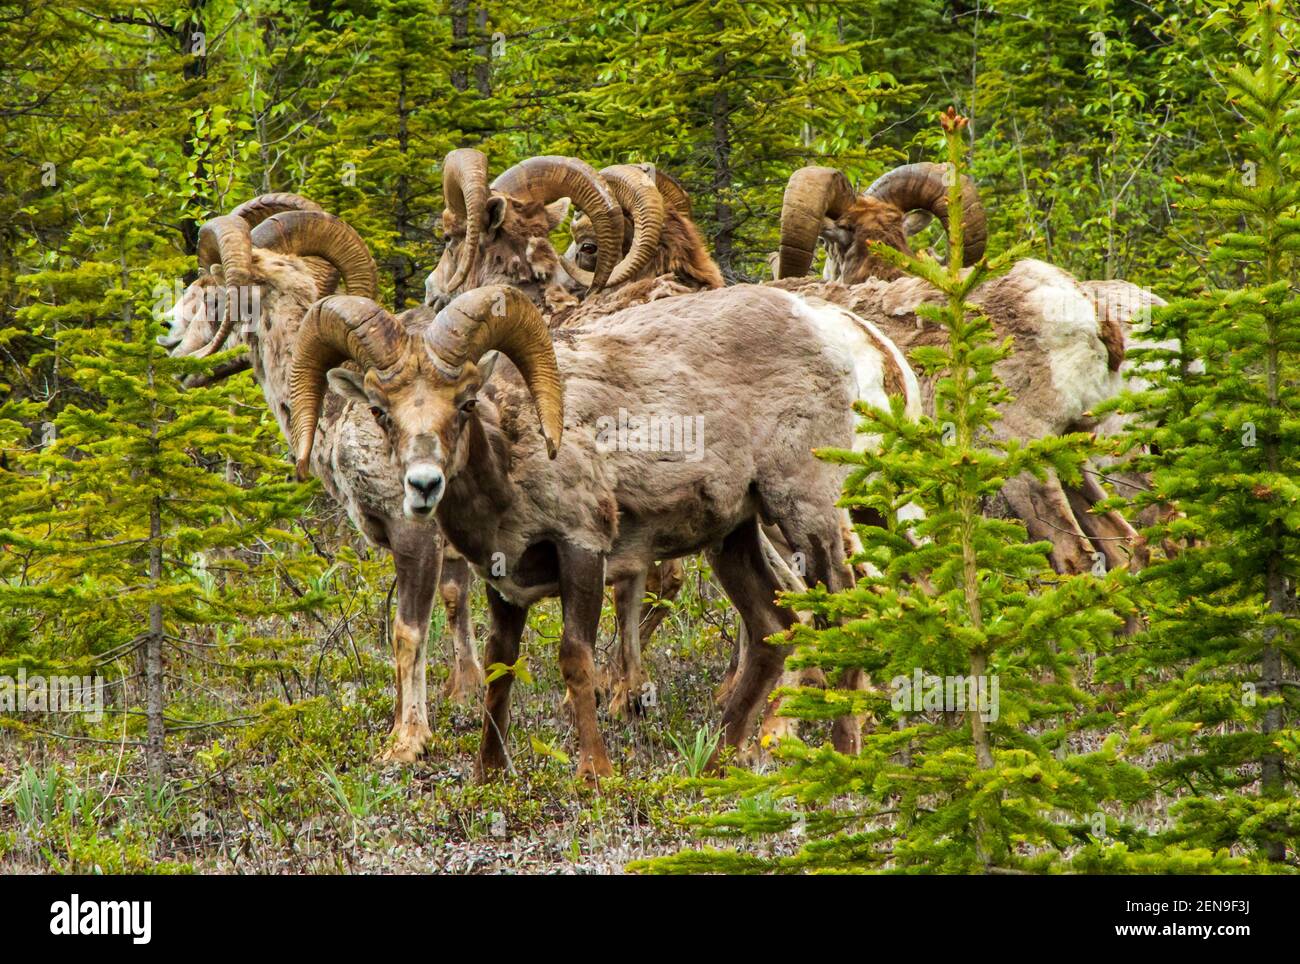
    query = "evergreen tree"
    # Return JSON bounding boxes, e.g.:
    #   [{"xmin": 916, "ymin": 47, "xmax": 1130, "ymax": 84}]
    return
[
  {"xmin": 1104, "ymin": 0, "xmax": 1300, "ymax": 866},
  {"xmin": 0, "ymin": 140, "xmax": 316, "ymax": 778},
  {"xmin": 638, "ymin": 110, "xmax": 1160, "ymax": 874},
  {"xmin": 549, "ymin": 0, "xmax": 900, "ymax": 280}
]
